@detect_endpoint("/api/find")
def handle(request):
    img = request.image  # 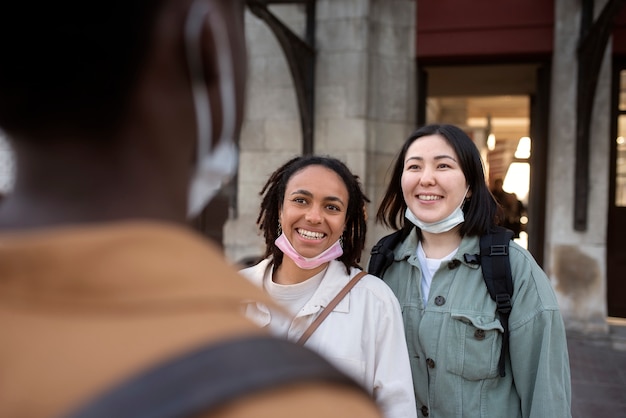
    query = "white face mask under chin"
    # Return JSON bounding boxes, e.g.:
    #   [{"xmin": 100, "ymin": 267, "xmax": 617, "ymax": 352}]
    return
[
  {"xmin": 405, "ymin": 187, "xmax": 470, "ymax": 234},
  {"xmin": 185, "ymin": 0, "xmax": 239, "ymax": 218}
]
